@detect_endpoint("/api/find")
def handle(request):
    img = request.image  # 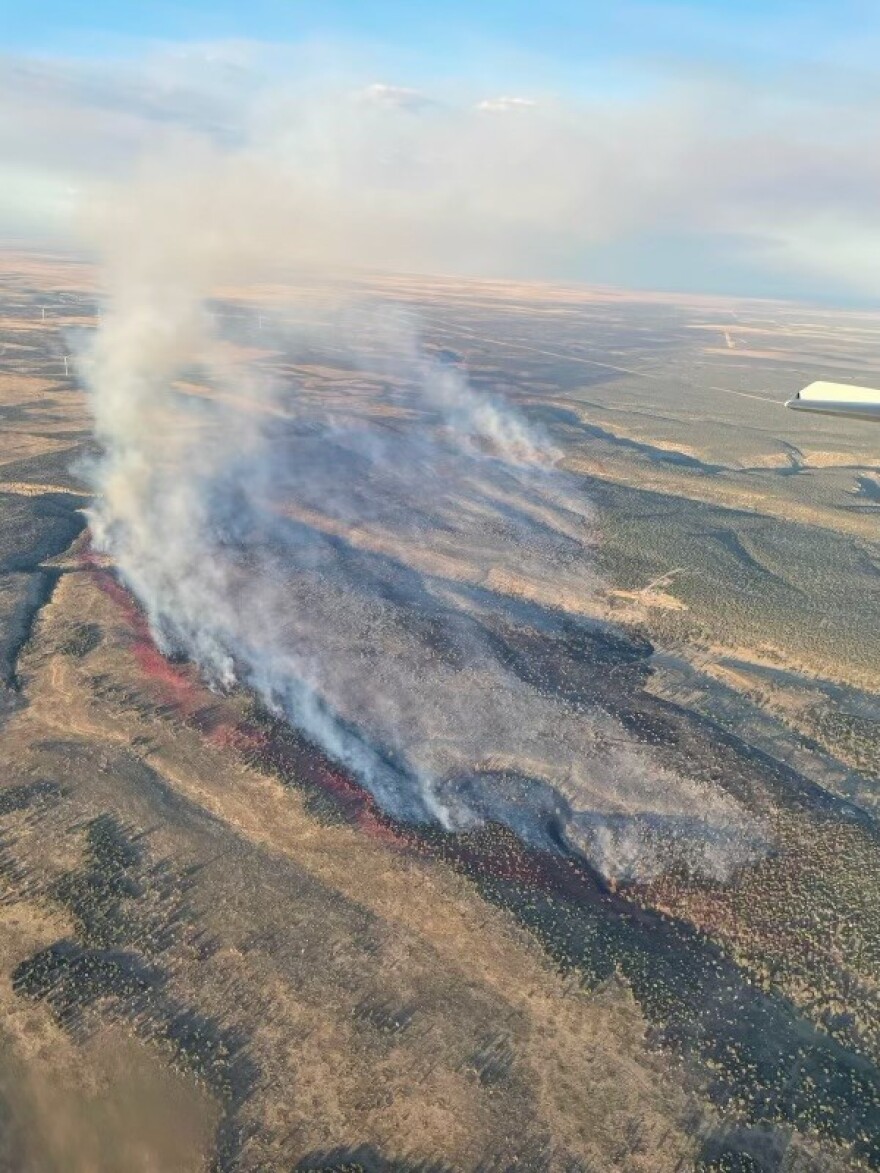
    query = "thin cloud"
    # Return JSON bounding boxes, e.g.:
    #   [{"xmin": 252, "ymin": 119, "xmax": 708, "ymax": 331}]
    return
[
  {"xmin": 4, "ymin": 44, "xmax": 880, "ymax": 299},
  {"xmin": 477, "ymin": 96, "xmax": 538, "ymax": 112},
  {"xmin": 361, "ymin": 83, "xmax": 435, "ymax": 110}
]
